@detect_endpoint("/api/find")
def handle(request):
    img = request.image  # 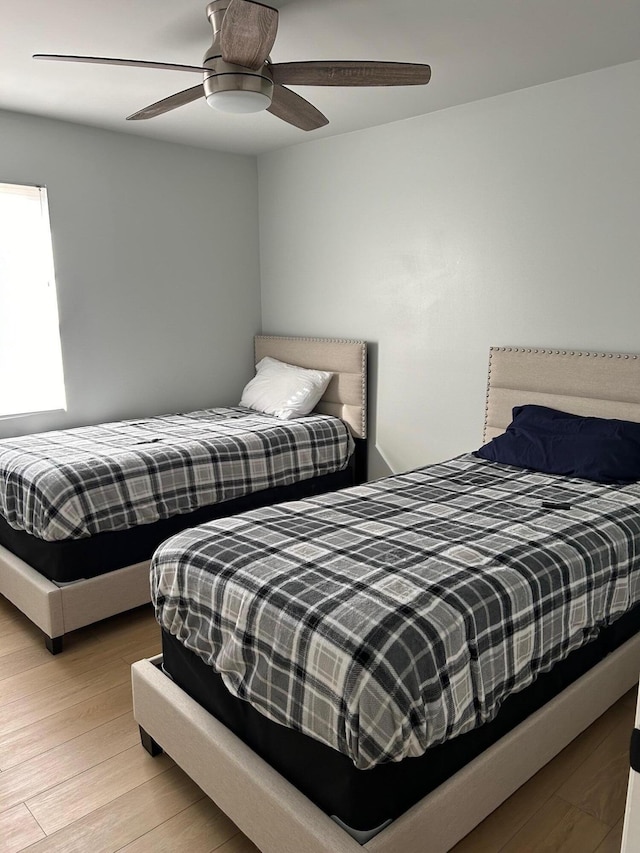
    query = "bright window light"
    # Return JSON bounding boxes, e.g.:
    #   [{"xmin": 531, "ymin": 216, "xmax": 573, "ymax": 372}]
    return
[{"xmin": 0, "ymin": 182, "xmax": 66, "ymax": 419}]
